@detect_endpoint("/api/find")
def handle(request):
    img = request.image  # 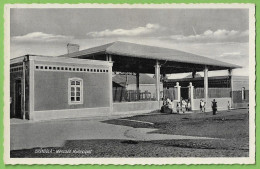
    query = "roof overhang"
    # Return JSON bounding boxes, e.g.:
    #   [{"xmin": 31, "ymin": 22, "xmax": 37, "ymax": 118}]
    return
[{"xmin": 58, "ymin": 41, "xmax": 242, "ymax": 74}]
